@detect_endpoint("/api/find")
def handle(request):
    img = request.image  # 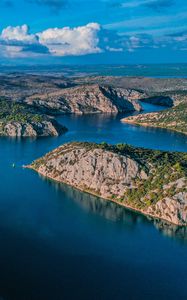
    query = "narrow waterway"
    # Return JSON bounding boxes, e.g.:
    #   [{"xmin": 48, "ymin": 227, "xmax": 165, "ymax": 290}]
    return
[{"xmin": 0, "ymin": 102, "xmax": 186, "ymax": 300}]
